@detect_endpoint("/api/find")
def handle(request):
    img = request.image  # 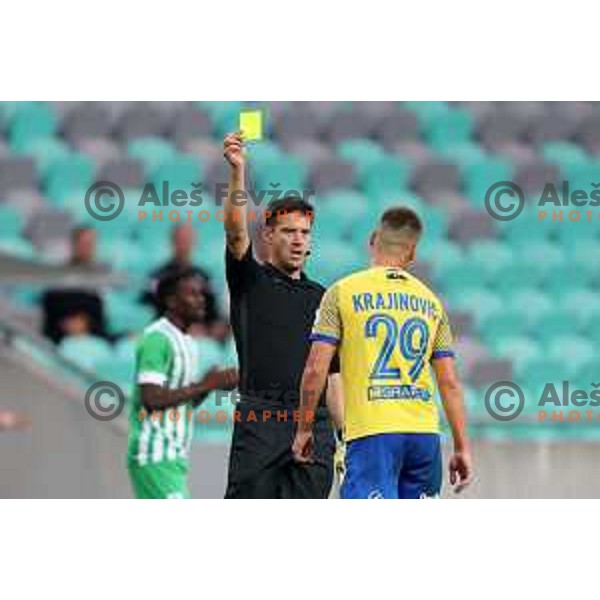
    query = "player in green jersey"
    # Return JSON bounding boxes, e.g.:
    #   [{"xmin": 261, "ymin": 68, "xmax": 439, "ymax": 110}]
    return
[{"xmin": 128, "ymin": 267, "xmax": 238, "ymax": 499}]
